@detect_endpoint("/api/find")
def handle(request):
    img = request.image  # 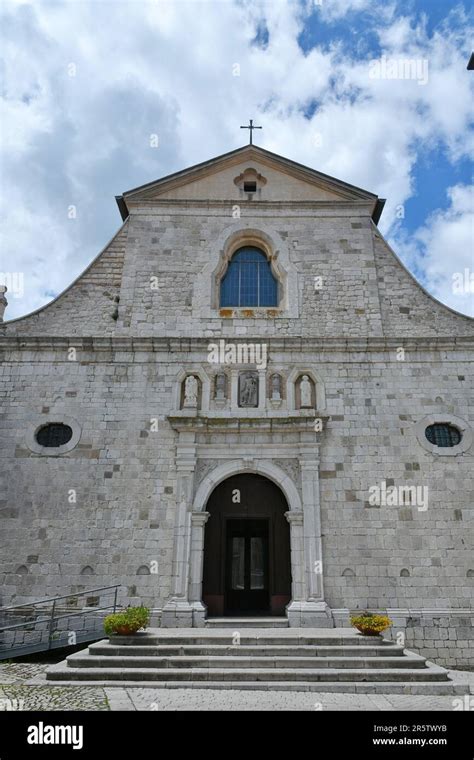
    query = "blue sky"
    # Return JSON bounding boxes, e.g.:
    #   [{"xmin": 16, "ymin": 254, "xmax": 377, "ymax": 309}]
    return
[
  {"xmin": 297, "ymin": 0, "xmax": 473, "ymax": 241},
  {"xmin": 0, "ymin": 0, "xmax": 473, "ymax": 319}
]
